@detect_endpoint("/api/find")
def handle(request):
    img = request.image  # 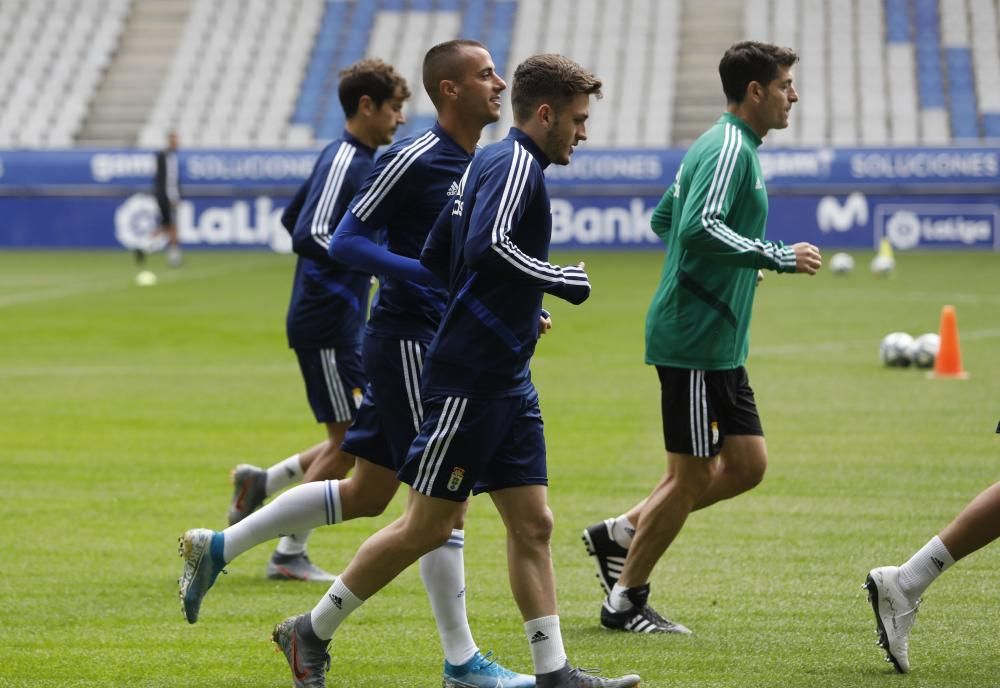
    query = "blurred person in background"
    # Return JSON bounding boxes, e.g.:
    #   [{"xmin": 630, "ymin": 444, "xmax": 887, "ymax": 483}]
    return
[{"xmin": 152, "ymin": 130, "xmax": 183, "ymax": 267}]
